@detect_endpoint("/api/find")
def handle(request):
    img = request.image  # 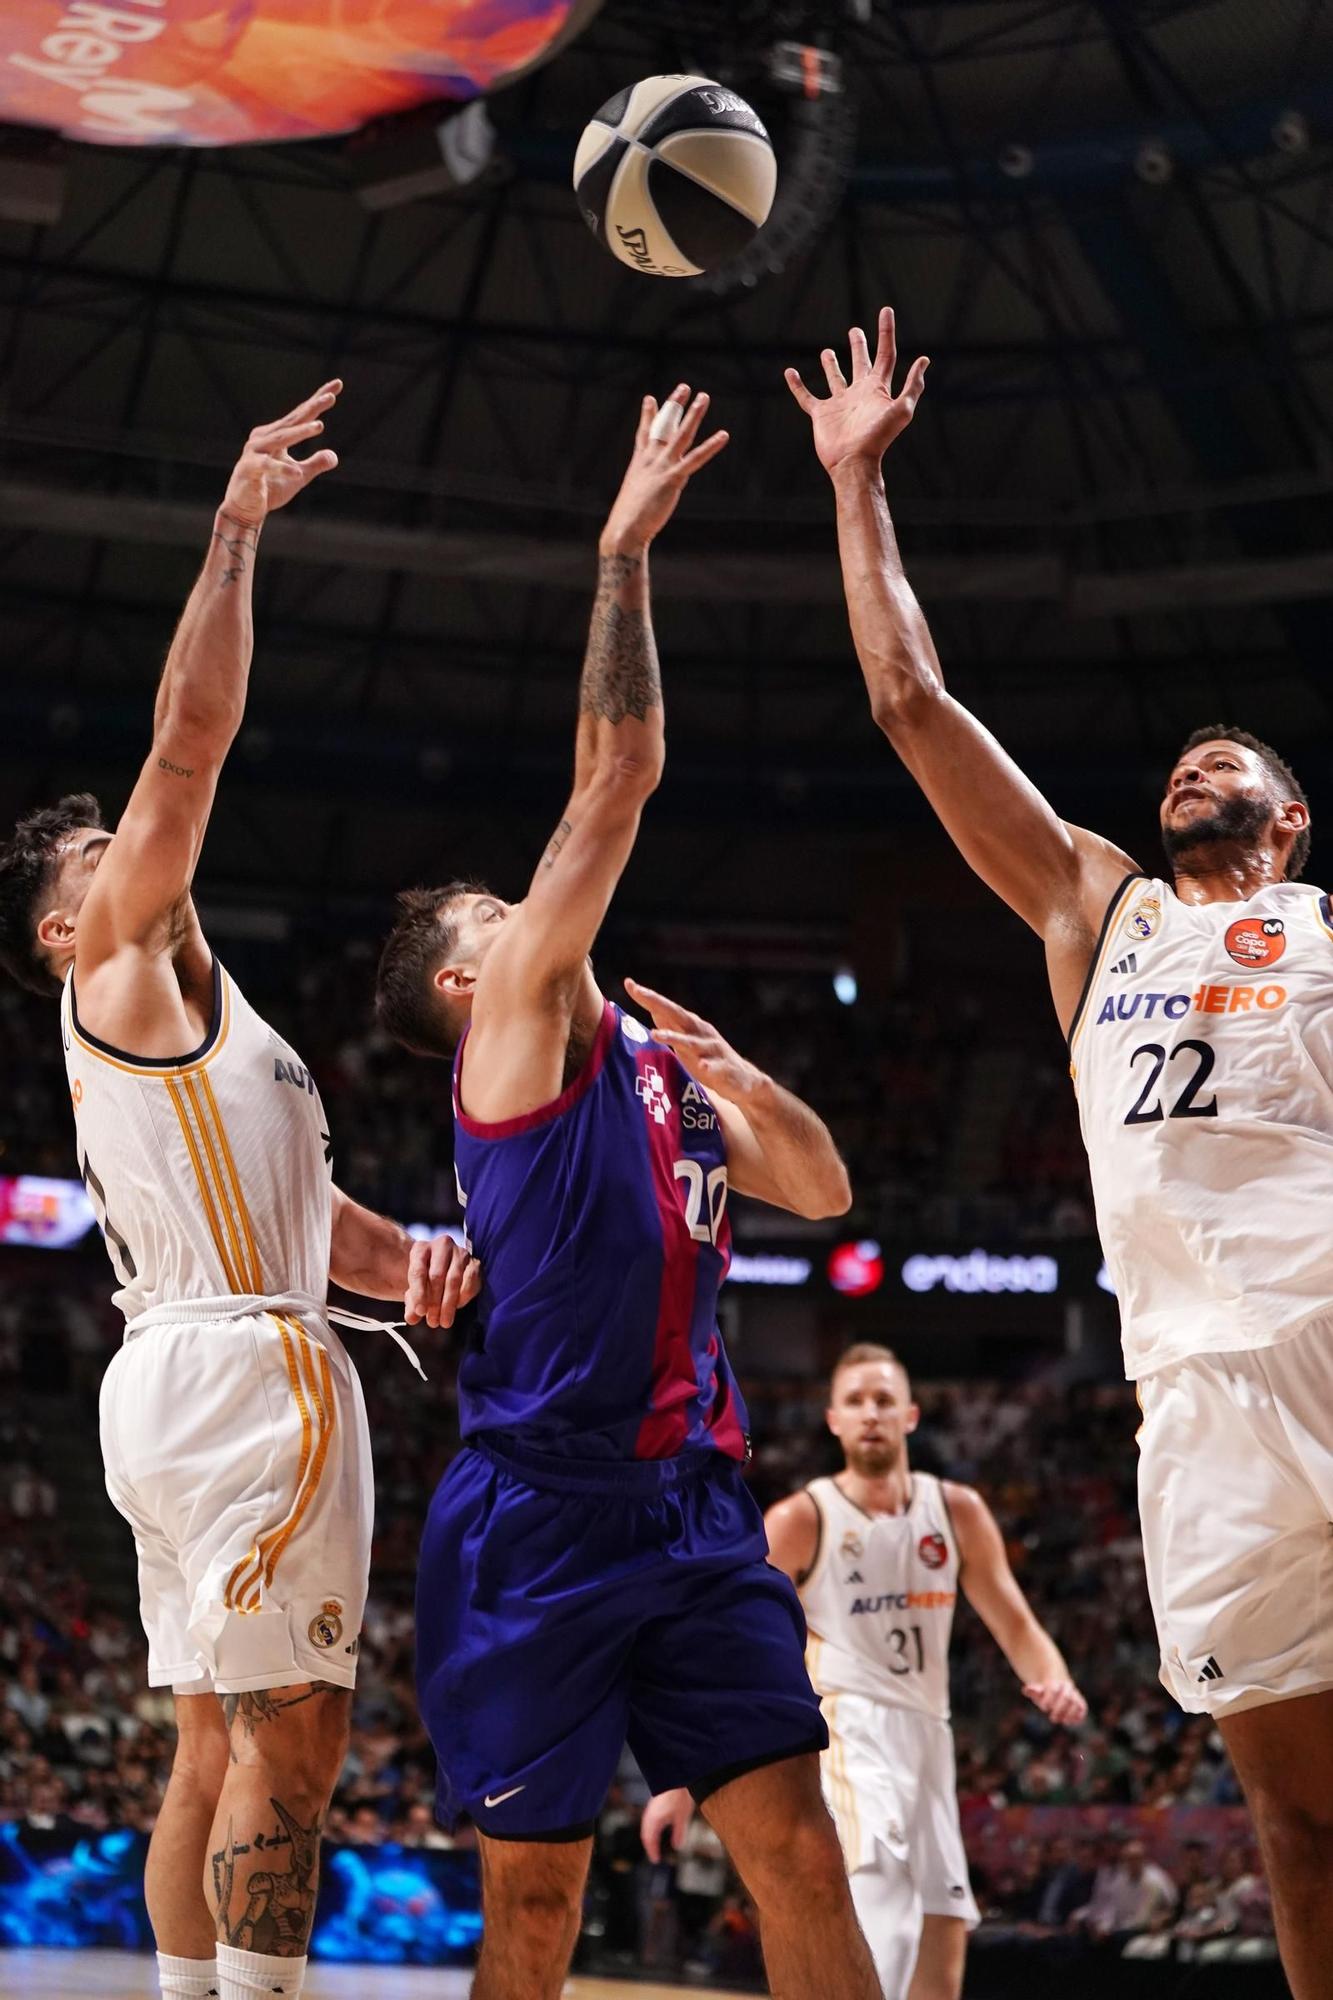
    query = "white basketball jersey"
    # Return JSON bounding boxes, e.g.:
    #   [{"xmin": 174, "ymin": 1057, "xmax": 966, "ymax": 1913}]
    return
[
  {"xmin": 800, "ymin": 1474, "xmax": 959, "ymax": 1721},
  {"xmin": 61, "ymin": 958, "xmax": 333, "ymax": 1324},
  {"xmin": 1070, "ymin": 874, "xmax": 1333, "ymax": 1379}
]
